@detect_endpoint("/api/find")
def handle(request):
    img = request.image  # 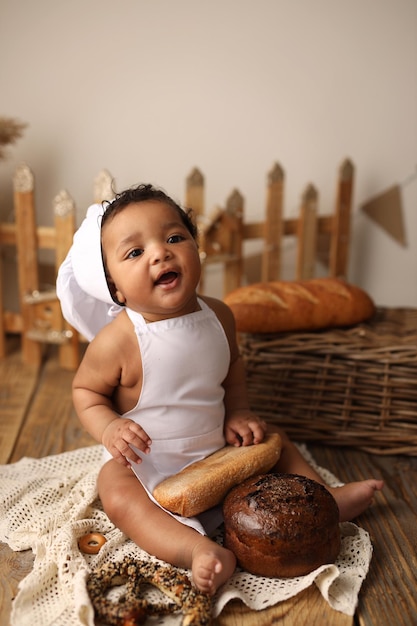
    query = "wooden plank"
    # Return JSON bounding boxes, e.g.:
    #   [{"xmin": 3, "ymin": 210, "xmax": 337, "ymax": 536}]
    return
[
  {"xmin": 0, "ymin": 222, "xmax": 56, "ymax": 248},
  {"xmin": 0, "ymin": 222, "xmax": 17, "ymax": 245},
  {"xmin": 329, "ymin": 159, "xmax": 353, "ymax": 278},
  {"xmin": 0, "ymin": 543, "xmax": 34, "ymax": 626},
  {"xmin": 10, "ymin": 347, "xmax": 94, "ymax": 462},
  {"xmin": 36, "ymin": 225, "xmax": 56, "ymax": 249},
  {"xmin": 244, "ymin": 214, "xmax": 333, "ymax": 241},
  {"xmin": 186, "ymin": 167, "xmax": 205, "ymax": 218},
  {"xmin": 216, "ymin": 586, "xmax": 352, "ymax": 625},
  {"xmin": 13, "ymin": 165, "xmax": 42, "ymax": 366},
  {"xmin": 224, "ymin": 190, "xmax": 244, "ymax": 296},
  {"xmin": 310, "ymin": 445, "xmax": 417, "ymax": 626},
  {"xmin": 261, "ymin": 162, "xmax": 284, "ymax": 282},
  {"xmin": 0, "ymin": 249, "xmax": 5, "ymax": 358},
  {"xmin": 53, "ymin": 190, "xmax": 80, "ymax": 371},
  {"xmin": 0, "ymin": 340, "xmax": 39, "ymax": 464},
  {"xmin": 296, "ymin": 184, "xmax": 318, "ymax": 279},
  {"xmin": 242, "ymin": 222, "xmax": 264, "ymax": 239},
  {"xmin": 3, "ymin": 310, "xmax": 23, "ymax": 334}
]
